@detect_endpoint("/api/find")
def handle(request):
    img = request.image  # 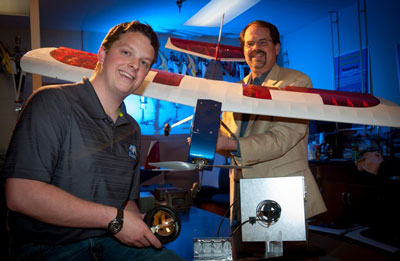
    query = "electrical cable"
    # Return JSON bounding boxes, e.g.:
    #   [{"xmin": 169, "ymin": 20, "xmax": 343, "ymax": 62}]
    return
[
  {"xmin": 199, "ymin": 170, "xmax": 204, "ymax": 190},
  {"xmin": 229, "ymin": 218, "xmax": 264, "ymax": 237},
  {"xmin": 216, "ymin": 197, "xmax": 240, "ymax": 237},
  {"xmin": 229, "ymin": 219, "xmax": 250, "ymax": 237}
]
